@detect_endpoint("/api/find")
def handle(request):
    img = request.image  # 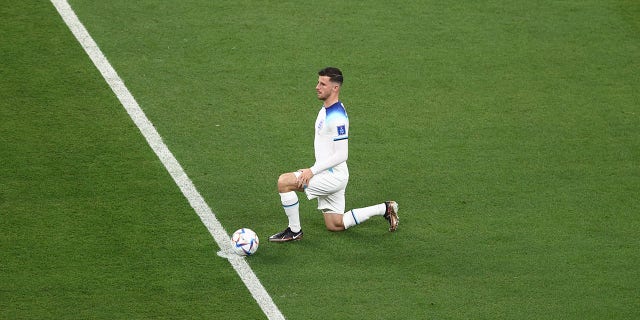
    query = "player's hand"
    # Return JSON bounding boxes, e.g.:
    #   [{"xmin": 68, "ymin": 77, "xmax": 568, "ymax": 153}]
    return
[{"xmin": 296, "ymin": 168, "xmax": 314, "ymax": 188}]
